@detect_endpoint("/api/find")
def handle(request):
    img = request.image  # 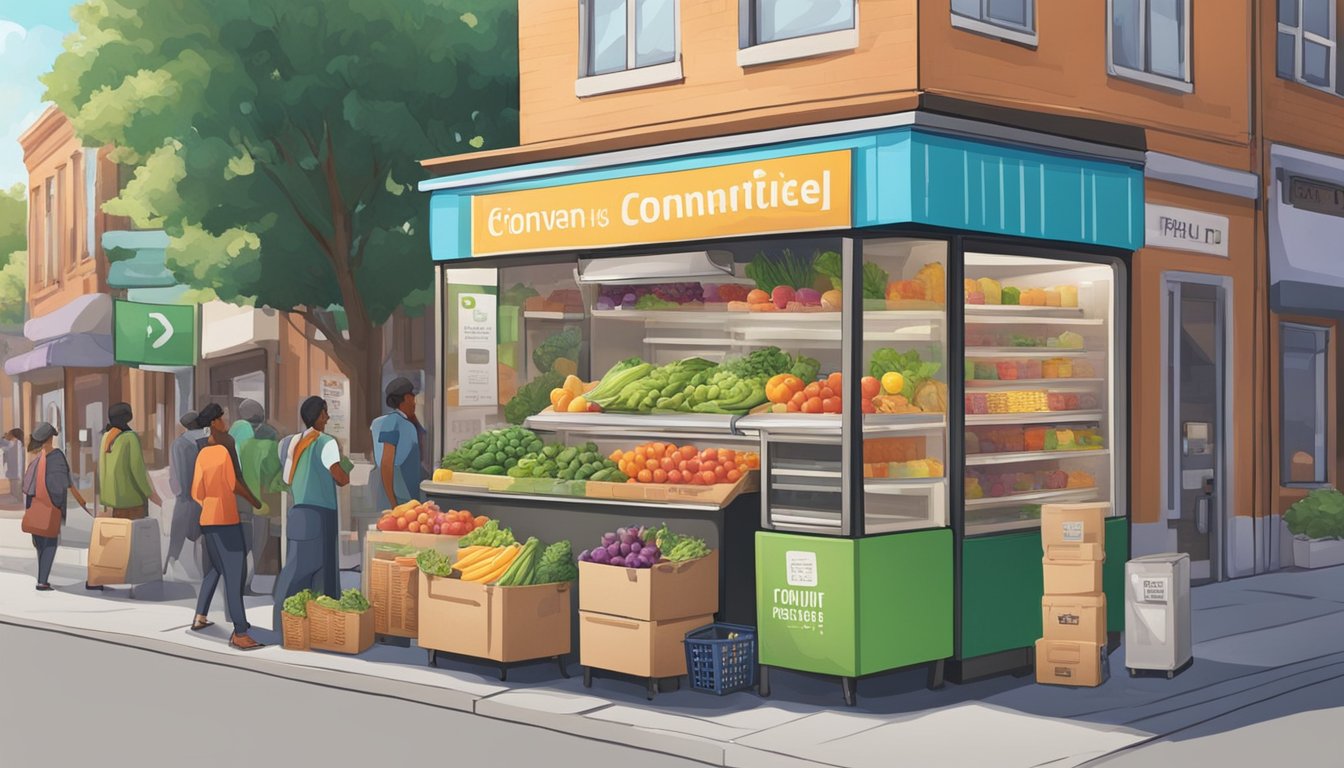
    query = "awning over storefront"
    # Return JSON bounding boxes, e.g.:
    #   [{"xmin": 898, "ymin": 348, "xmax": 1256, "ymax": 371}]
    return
[
  {"xmin": 1269, "ymin": 144, "xmax": 1344, "ymax": 317},
  {"xmin": 3, "ymin": 333, "xmax": 114, "ymax": 376},
  {"xmin": 24, "ymin": 293, "xmax": 113, "ymax": 343},
  {"xmin": 421, "ymin": 113, "xmax": 1145, "ymax": 262}
]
